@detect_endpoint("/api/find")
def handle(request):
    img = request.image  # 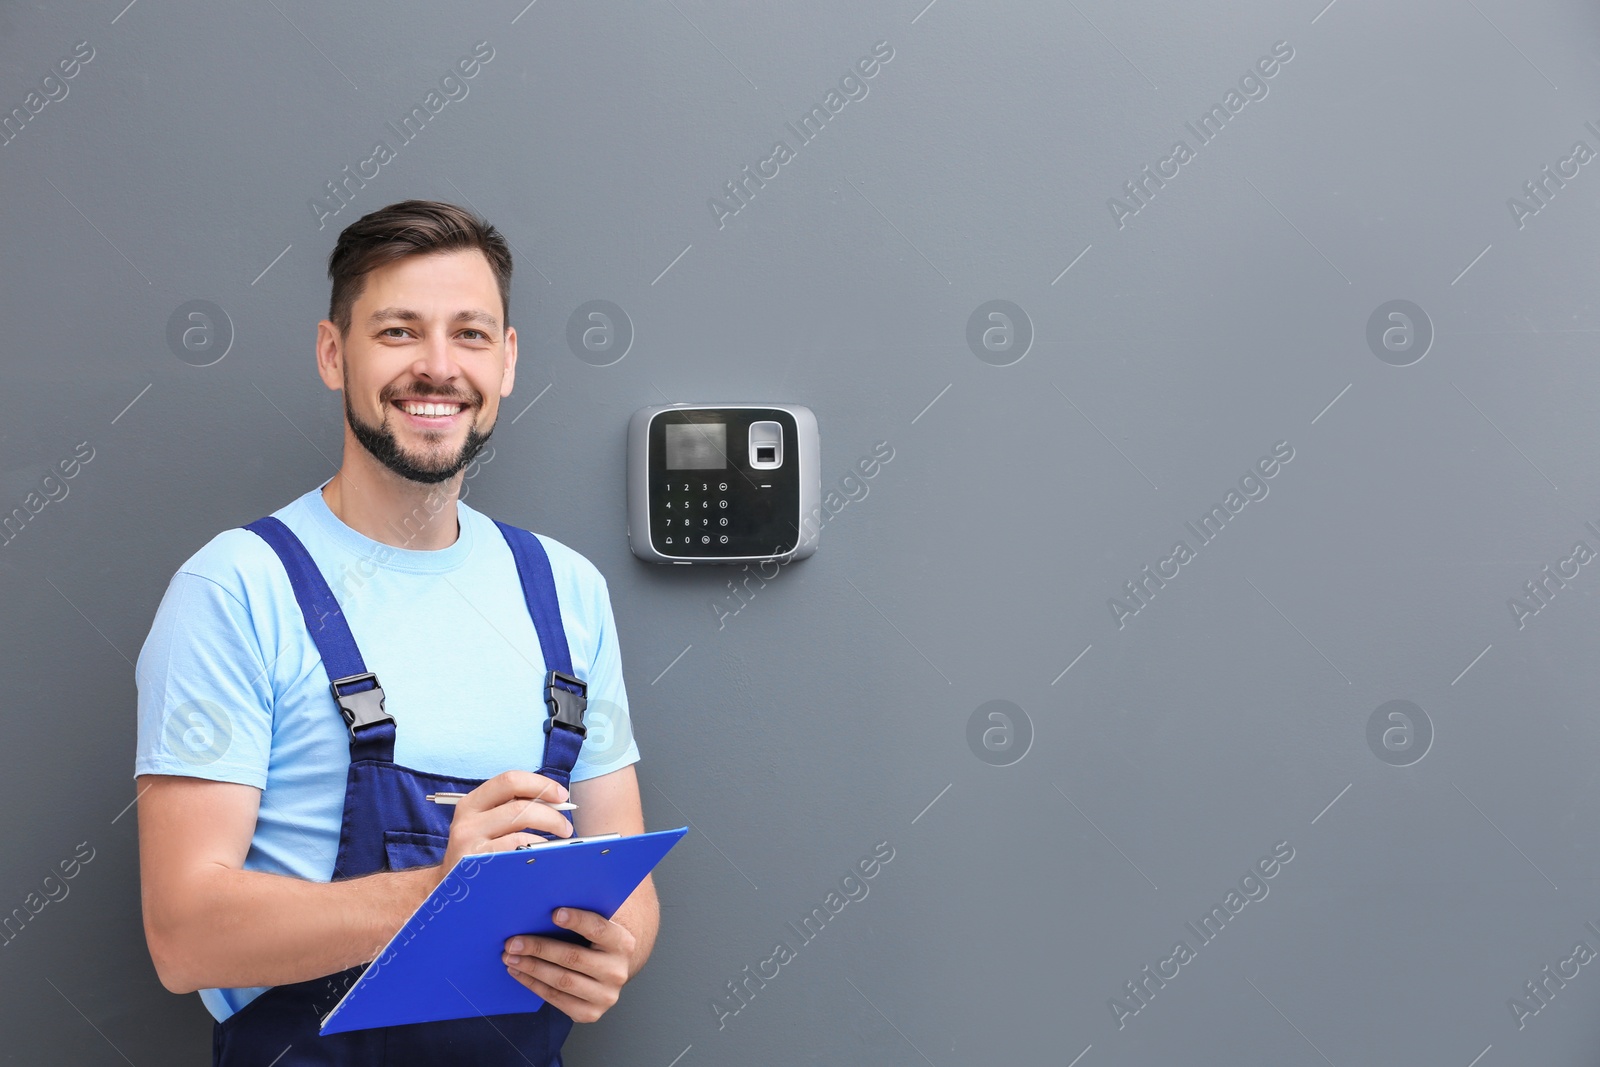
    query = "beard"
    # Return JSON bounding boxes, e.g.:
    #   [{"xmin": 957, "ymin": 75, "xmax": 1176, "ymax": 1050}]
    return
[{"xmin": 345, "ymin": 384, "xmax": 493, "ymax": 485}]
